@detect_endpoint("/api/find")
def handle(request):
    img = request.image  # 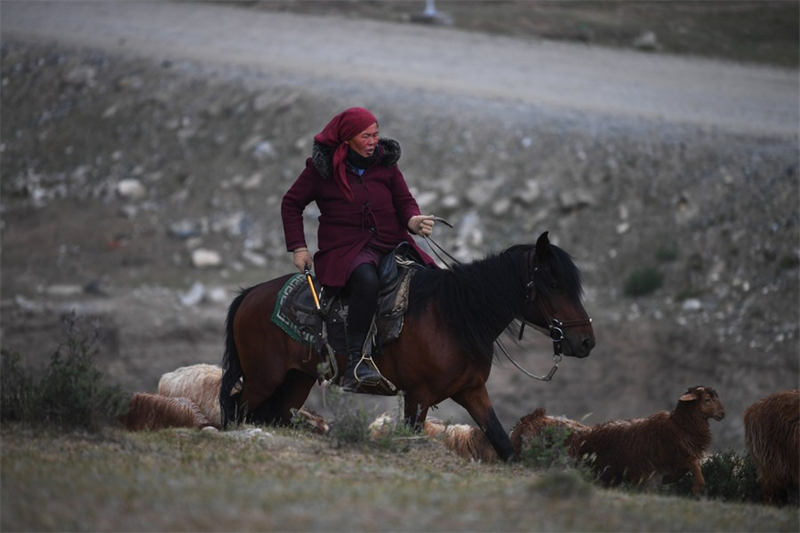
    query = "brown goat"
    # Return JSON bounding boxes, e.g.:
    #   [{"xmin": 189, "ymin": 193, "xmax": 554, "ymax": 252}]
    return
[
  {"xmin": 570, "ymin": 386, "xmax": 725, "ymax": 495},
  {"xmin": 744, "ymin": 389, "xmax": 800, "ymax": 504},
  {"xmin": 158, "ymin": 363, "xmax": 222, "ymax": 427},
  {"xmin": 119, "ymin": 392, "xmax": 214, "ymax": 431}
]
